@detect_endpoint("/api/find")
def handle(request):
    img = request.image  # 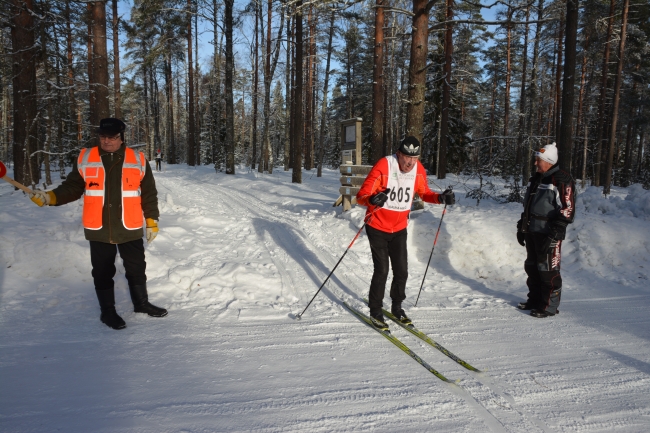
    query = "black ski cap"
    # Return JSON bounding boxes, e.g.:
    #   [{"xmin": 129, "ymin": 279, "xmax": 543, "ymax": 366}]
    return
[
  {"xmin": 96, "ymin": 118, "xmax": 126, "ymax": 135},
  {"xmin": 398, "ymin": 136, "xmax": 421, "ymax": 156}
]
